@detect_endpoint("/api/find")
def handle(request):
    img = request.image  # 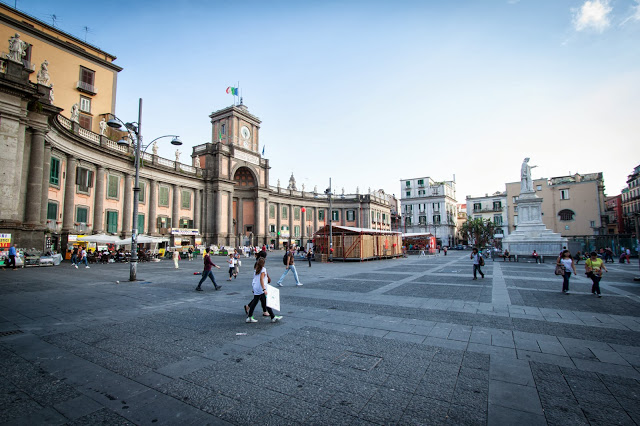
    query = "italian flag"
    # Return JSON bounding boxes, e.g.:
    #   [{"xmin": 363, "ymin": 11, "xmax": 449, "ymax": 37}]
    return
[{"xmin": 226, "ymin": 87, "xmax": 238, "ymax": 96}]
